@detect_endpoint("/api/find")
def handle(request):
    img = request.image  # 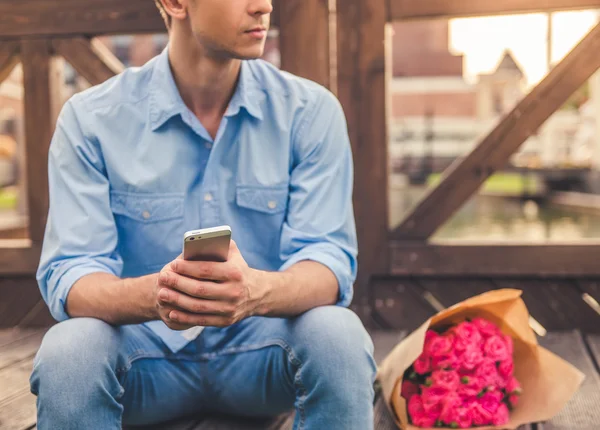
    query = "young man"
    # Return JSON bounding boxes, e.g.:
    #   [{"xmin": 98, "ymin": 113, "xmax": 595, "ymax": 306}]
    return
[{"xmin": 30, "ymin": 0, "xmax": 376, "ymax": 428}]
